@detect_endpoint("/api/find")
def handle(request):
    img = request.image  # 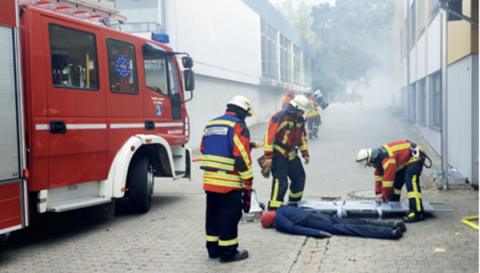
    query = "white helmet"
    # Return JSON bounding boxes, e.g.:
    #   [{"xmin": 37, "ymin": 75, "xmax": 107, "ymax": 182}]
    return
[
  {"xmin": 356, "ymin": 148, "xmax": 372, "ymax": 168},
  {"xmin": 290, "ymin": 95, "xmax": 313, "ymax": 112},
  {"xmin": 227, "ymin": 95, "xmax": 256, "ymax": 117}
]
